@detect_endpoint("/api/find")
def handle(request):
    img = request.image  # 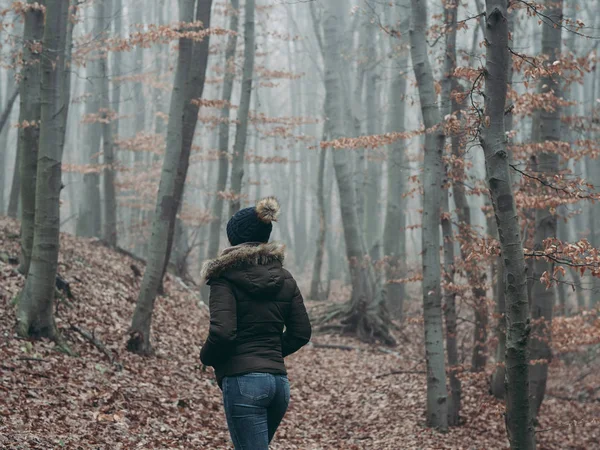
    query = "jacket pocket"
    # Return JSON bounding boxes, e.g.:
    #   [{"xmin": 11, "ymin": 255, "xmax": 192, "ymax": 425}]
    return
[{"xmin": 237, "ymin": 373, "xmax": 272, "ymax": 401}]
